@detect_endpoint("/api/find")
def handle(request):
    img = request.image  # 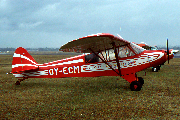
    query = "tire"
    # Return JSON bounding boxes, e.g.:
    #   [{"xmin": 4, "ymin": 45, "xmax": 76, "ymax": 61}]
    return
[
  {"xmin": 138, "ymin": 77, "xmax": 144, "ymax": 85},
  {"xmin": 130, "ymin": 81, "xmax": 142, "ymax": 91},
  {"xmin": 152, "ymin": 67, "xmax": 158, "ymax": 72}
]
